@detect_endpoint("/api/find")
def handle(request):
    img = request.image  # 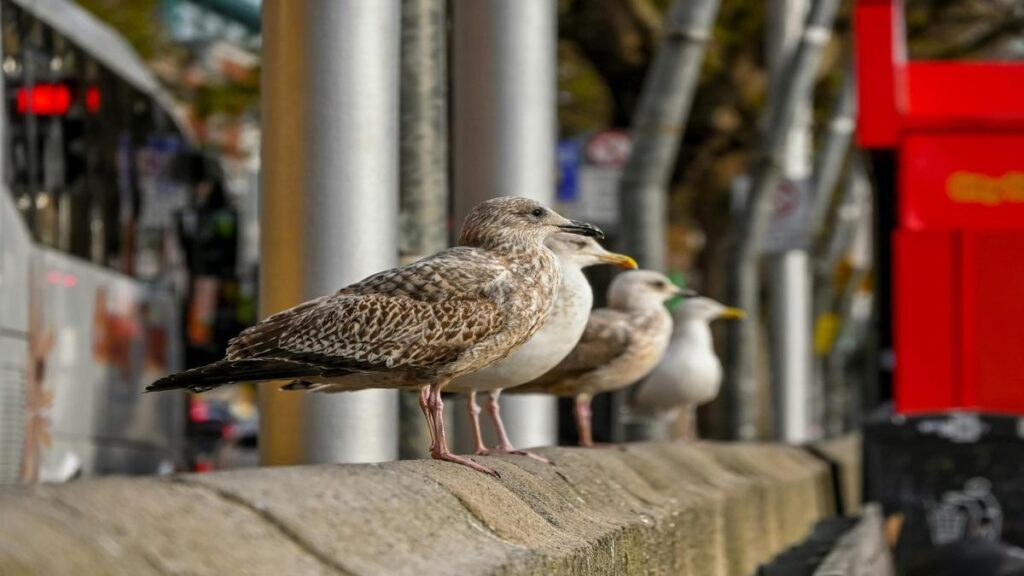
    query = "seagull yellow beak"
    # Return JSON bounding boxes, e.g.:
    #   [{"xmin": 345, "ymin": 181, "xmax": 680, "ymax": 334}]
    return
[
  {"xmin": 597, "ymin": 252, "xmax": 638, "ymax": 270},
  {"xmin": 719, "ymin": 307, "xmax": 746, "ymax": 320}
]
